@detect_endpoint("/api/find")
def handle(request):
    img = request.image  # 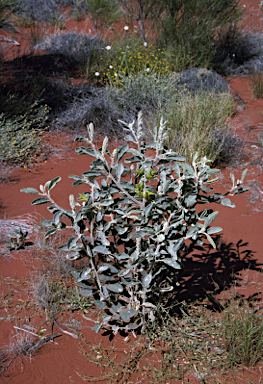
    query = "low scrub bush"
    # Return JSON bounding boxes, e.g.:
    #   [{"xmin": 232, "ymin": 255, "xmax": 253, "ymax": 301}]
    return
[
  {"xmin": 35, "ymin": 31, "xmax": 103, "ymax": 76},
  {"xmin": 22, "ymin": 113, "xmax": 248, "ymax": 334},
  {"xmin": 52, "ymin": 87, "xmax": 123, "ymax": 135},
  {"xmin": 164, "ymin": 91, "xmax": 235, "ymax": 162},
  {"xmin": 15, "ymin": 0, "xmax": 62, "ymax": 24},
  {"xmin": 0, "ymin": 102, "xmax": 50, "ymax": 165},
  {"xmin": 97, "ymin": 38, "xmax": 172, "ymax": 86},
  {"xmin": 174, "ymin": 68, "xmax": 228, "ymax": 95},
  {"xmin": 106, "ymin": 72, "xmax": 186, "ymax": 127},
  {"xmin": 212, "ymin": 32, "xmax": 263, "ymax": 76}
]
